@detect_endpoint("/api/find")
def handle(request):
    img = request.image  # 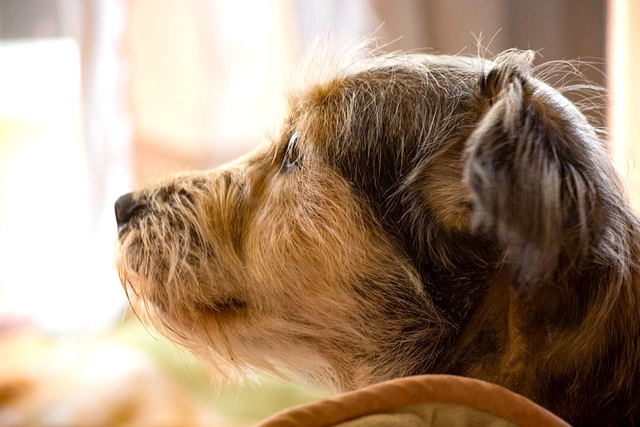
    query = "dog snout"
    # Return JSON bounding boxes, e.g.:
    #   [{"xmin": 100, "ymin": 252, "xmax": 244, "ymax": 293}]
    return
[{"xmin": 115, "ymin": 192, "xmax": 145, "ymax": 230}]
